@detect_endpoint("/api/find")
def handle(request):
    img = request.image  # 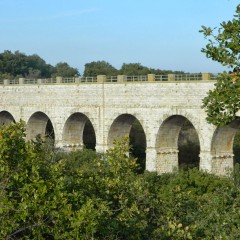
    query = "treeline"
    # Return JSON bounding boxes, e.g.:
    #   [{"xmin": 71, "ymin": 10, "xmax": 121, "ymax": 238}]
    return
[
  {"xmin": 0, "ymin": 50, "xmax": 185, "ymax": 80},
  {"xmin": 0, "ymin": 50, "xmax": 79, "ymax": 80},
  {"xmin": 83, "ymin": 61, "xmax": 185, "ymax": 77},
  {"xmin": 1, "ymin": 122, "xmax": 240, "ymax": 239}
]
